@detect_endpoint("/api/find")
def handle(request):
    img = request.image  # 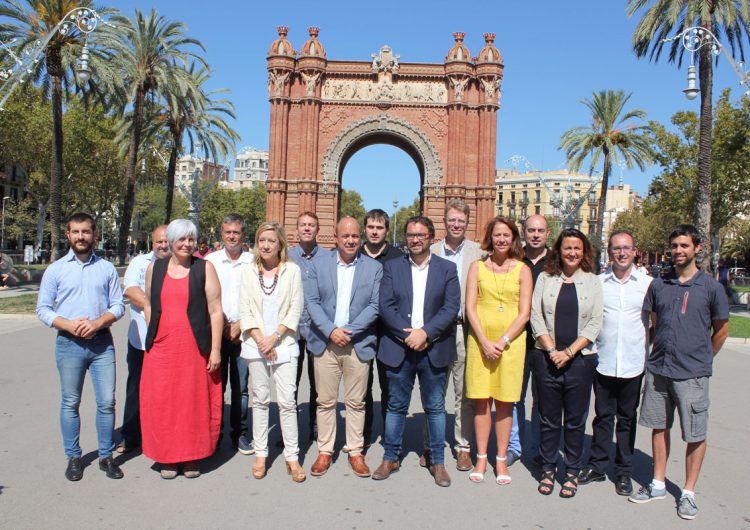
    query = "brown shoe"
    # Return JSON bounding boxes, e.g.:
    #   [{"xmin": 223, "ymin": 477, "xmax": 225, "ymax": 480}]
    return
[
  {"xmin": 348, "ymin": 454, "xmax": 371, "ymax": 478},
  {"xmin": 418, "ymin": 449, "xmax": 432, "ymax": 468},
  {"xmin": 310, "ymin": 453, "xmax": 332, "ymax": 476},
  {"xmin": 430, "ymin": 464, "xmax": 452, "ymax": 487},
  {"xmin": 371, "ymin": 459, "xmax": 400, "ymax": 480},
  {"xmin": 456, "ymin": 451, "xmax": 472, "ymax": 472}
]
